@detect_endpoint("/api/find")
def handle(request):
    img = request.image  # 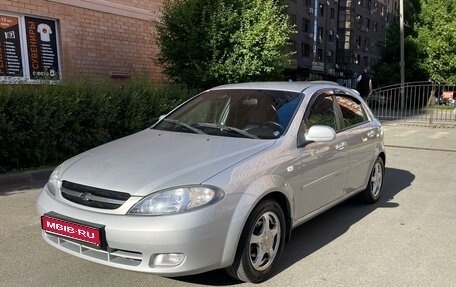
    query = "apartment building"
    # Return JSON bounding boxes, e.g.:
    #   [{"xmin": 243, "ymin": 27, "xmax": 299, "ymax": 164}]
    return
[
  {"xmin": 288, "ymin": 0, "xmax": 397, "ymax": 83},
  {"xmin": 0, "ymin": 0, "xmax": 163, "ymax": 82}
]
